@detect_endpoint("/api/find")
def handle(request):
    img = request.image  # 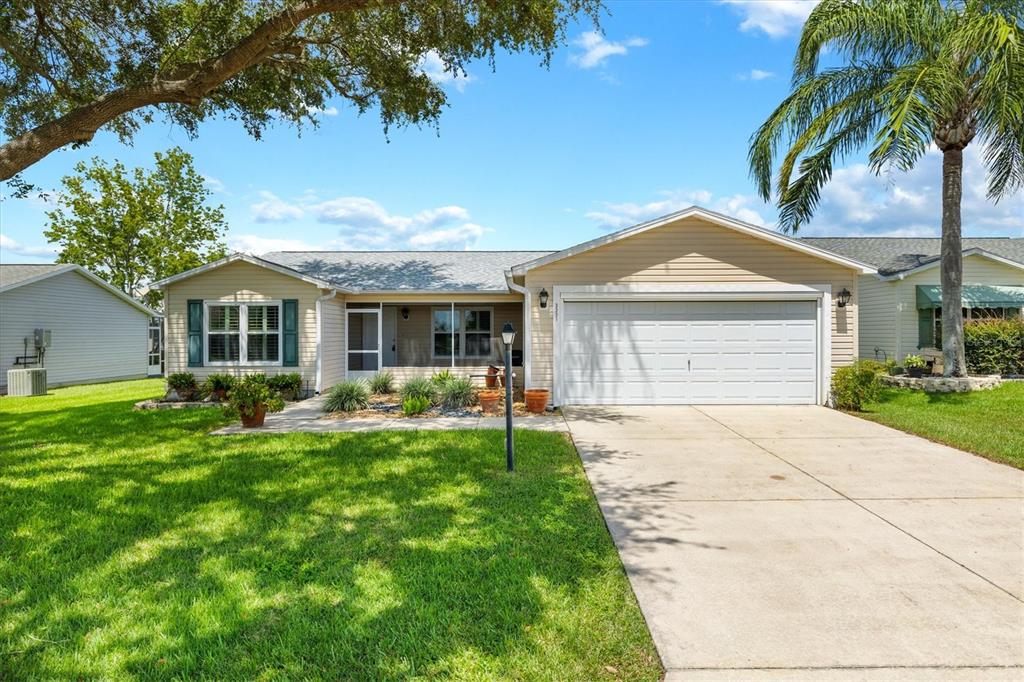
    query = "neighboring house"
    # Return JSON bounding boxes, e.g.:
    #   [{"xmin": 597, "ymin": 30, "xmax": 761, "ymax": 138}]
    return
[
  {"xmin": 802, "ymin": 238, "xmax": 1024, "ymax": 366},
  {"xmin": 154, "ymin": 207, "xmax": 874, "ymax": 406},
  {"xmin": 0, "ymin": 264, "xmax": 160, "ymax": 391}
]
